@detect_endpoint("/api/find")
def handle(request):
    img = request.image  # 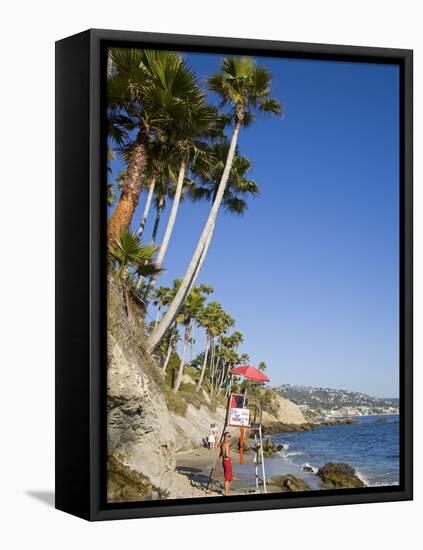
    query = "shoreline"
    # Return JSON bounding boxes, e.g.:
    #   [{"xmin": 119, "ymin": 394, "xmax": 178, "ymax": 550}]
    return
[
  {"xmin": 272, "ymin": 414, "xmax": 400, "ymax": 488},
  {"xmin": 172, "ymin": 444, "xmax": 321, "ymax": 499},
  {"xmin": 324, "ymin": 412, "xmax": 399, "ymax": 418},
  {"xmin": 171, "ymin": 414, "xmax": 399, "ymax": 498}
]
